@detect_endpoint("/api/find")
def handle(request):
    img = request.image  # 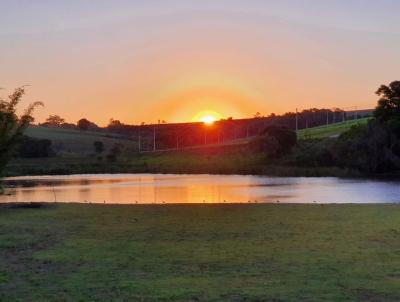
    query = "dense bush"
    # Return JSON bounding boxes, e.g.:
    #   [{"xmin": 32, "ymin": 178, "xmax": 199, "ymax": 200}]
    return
[
  {"xmin": 17, "ymin": 136, "xmax": 55, "ymax": 158},
  {"xmin": 286, "ymin": 121, "xmax": 400, "ymax": 174},
  {"xmin": 333, "ymin": 120, "xmax": 400, "ymax": 173},
  {"xmin": 250, "ymin": 124, "xmax": 297, "ymax": 158},
  {"xmin": 288, "ymin": 139, "xmax": 336, "ymax": 167},
  {"xmin": 0, "ymin": 87, "xmax": 42, "ymax": 175}
]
